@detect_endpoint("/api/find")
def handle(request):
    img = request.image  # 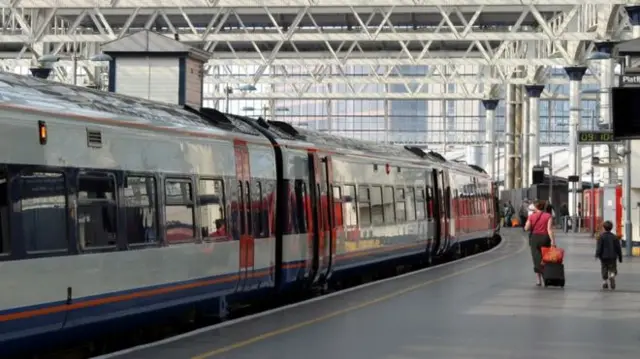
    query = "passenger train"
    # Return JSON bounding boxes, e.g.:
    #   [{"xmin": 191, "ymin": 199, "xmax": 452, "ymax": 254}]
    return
[{"xmin": 0, "ymin": 72, "xmax": 499, "ymax": 356}]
